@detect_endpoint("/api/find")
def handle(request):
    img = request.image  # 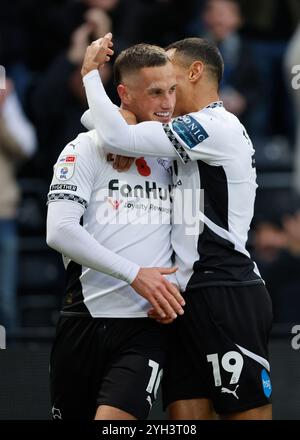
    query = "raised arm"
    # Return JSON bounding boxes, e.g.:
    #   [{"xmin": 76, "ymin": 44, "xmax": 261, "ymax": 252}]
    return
[
  {"xmin": 83, "ymin": 70, "xmax": 177, "ymax": 158},
  {"xmin": 81, "ymin": 34, "xmax": 177, "ymax": 159}
]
